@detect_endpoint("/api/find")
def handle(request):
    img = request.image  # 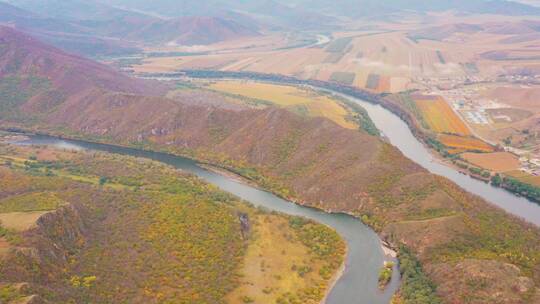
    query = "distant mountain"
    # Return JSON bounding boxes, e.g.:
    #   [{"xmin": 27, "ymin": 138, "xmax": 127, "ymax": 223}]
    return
[
  {"xmin": 85, "ymin": 16, "xmax": 260, "ymax": 46},
  {"xmin": 408, "ymin": 20, "xmax": 540, "ymax": 42},
  {"xmin": 103, "ymin": 0, "xmax": 540, "ymax": 19},
  {"xmin": 100, "ymin": 0, "xmax": 339, "ymax": 30},
  {"xmin": 0, "ymin": 2, "xmax": 141, "ymax": 57},
  {"xmin": 408, "ymin": 23, "xmax": 484, "ymax": 41},
  {"xmin": 2, "ymin": 0, "xmax": 152, "ymax": 21}
]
